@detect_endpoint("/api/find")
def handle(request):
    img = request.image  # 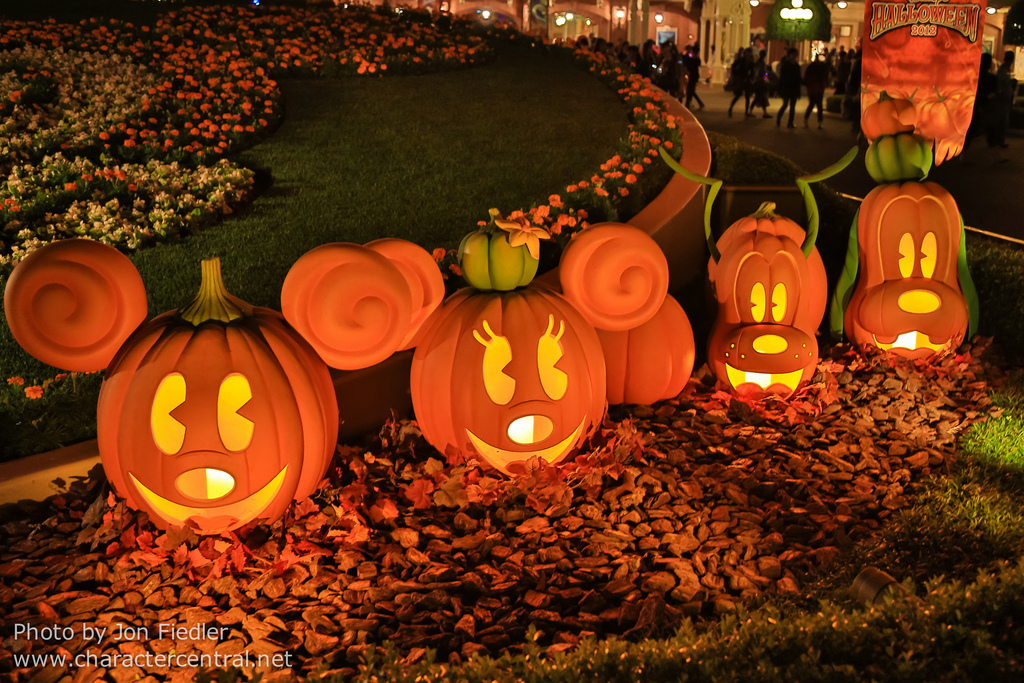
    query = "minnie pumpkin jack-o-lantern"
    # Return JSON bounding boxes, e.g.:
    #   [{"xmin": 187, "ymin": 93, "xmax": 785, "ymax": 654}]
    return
[
  {"xmin": 830, "ymin": 181, "xmax": 979, "ymax": 359},
  {"xmin": 4, "ymin": 238, "xmax": 443, "ymax": 533},
  {"xmin": 409, "ymin": 220, "xmax": 675, "ymax": 474},
  {"xmin": 661, "ymin": 147, "xmax": 857, "ymax": 397}
]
